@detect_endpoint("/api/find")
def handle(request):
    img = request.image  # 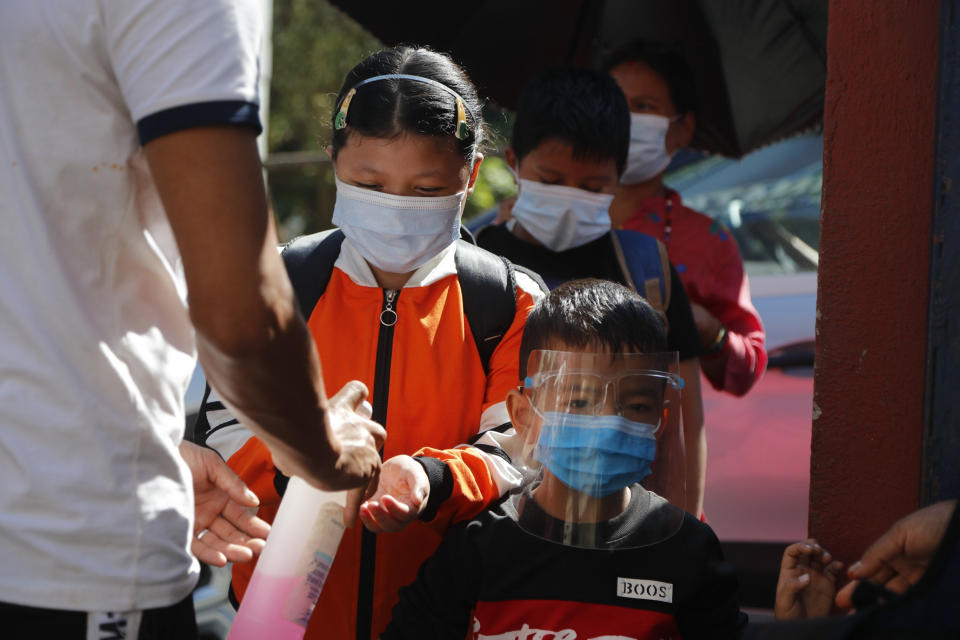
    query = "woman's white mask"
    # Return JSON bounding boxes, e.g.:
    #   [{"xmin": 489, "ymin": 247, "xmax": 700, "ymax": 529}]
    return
[
  {"xmin": 332, "ymin": 175, "xmax": 466, "ymax": 274},
  {"xmin": 620, "ymin": 113, "xmax": 675, "ymax": 184},
  {"xmin": 510, "ymin": 179, "xmax": 613, "ymax": 251}
]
